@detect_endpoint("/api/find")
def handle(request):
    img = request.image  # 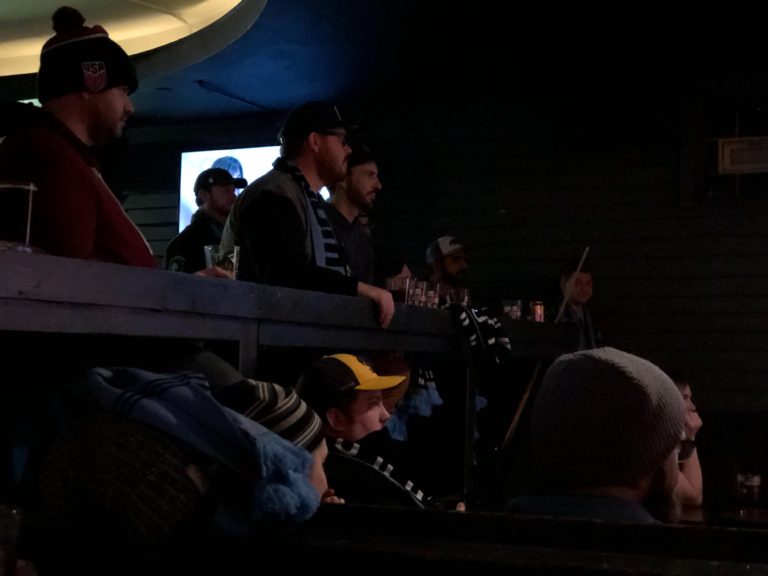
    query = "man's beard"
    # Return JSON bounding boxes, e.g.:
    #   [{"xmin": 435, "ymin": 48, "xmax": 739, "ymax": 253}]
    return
[
  {"xmin": 318, "ymin": 156, "xmax": 345, "ymax": 189},
  {"xmin": 350, "ymin": 188, "xmax": 374, "ymax": 213},
  {"xmin": 643, "ymin": 464, "xmax": 681, "ymax": 523},
  {"xmin": 92, "ymin": 119, "xmax": 127, "ymax": 146}
]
